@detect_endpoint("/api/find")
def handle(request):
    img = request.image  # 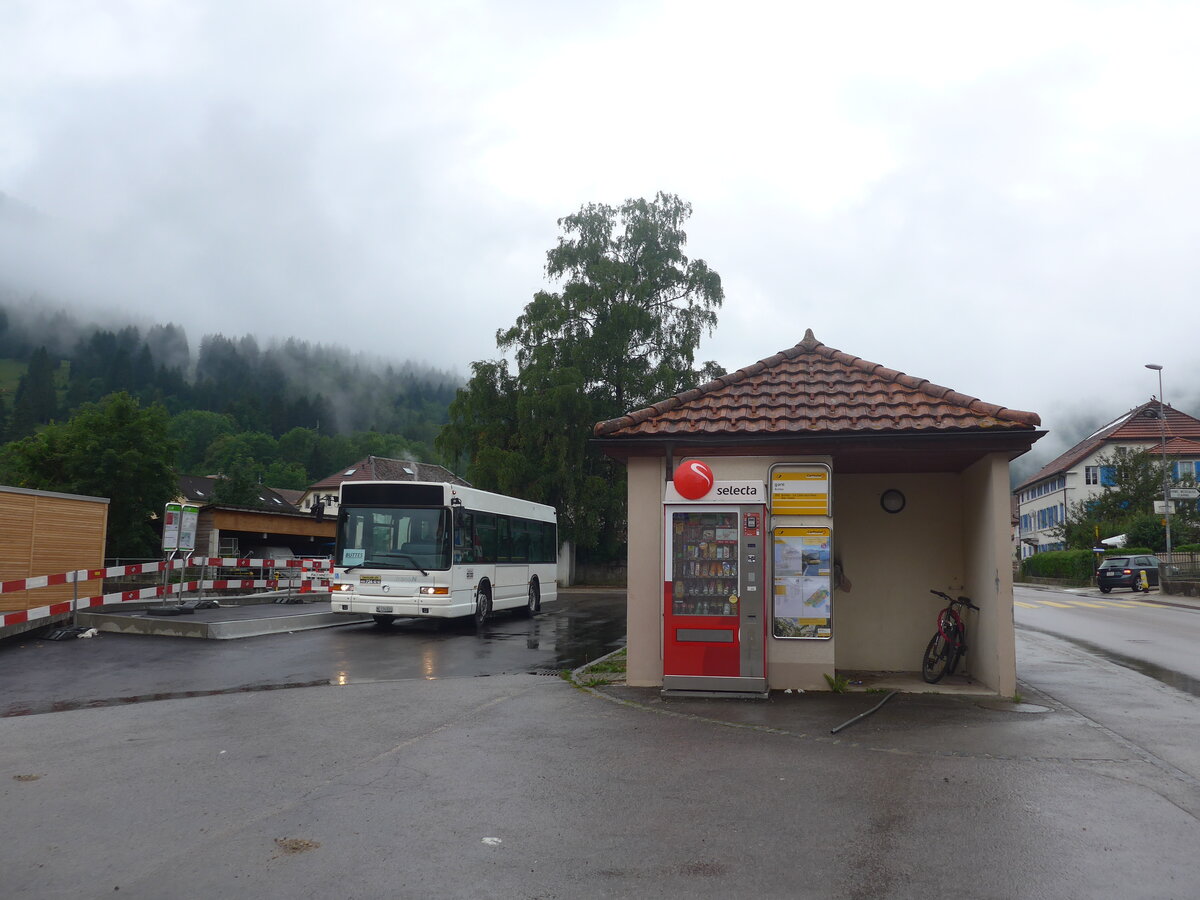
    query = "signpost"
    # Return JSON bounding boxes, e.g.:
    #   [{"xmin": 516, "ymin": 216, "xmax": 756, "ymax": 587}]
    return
[{"xmin": 1167, "ymin": 488, "xmax": 1200, "ymax": 501}]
